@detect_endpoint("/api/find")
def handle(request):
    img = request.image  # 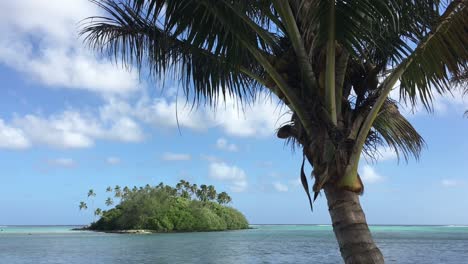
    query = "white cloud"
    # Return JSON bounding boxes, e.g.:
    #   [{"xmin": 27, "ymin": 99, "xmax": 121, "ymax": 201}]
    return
[
  {"xmin": 209, "ymin": 162, "xmax": 248, "ymax": 192},
  {"xmin": 106, "ymin": 157, "xmax": 121, "ymax": 165},
  {"xmin": 49, "ymin": 158, "xmax": 76, "ymax": 168},
  {"xmin": 161, "ymin": 152, "xmax": 192, "ymax": 161},
  {"xmin": 200, "ymin": 154, "xmax": 222, "ymax": 163},
  {"xmin": 258, "ymin": 161, "xmax": 273, "ymax": 168},
  {"xmin": 0, "ymin": 90, "xmax": 287, "ymax": 150},
  {"xmin": 0, "ymin": 0, "xmax": 139, "ymax": 95},
  {"xmin": 135, "ymin": 97, "xmax": 208, "ymax": 131},
  {"xmin": 273, "ymin": 182, "xmax": 289, "ymax": 192},
  {"xmin": 99, "ymin": 97, "xmax": 208, "ymax": 131},
  {"xmin": 288, "ymin": 178, "xmax": 302, "ymax": 188},
  {"xmin": 441, "ymin": 179, "xmax": 465, "ymax": 188},
  {"xmin": 216, "ymin": 138, "xmax": 238, "ymax": 152},
  {"xmin": 0, "ymin": 107, "xmax": 144, "ymax": 149},
  {"xmin": 100, "ymin": 92, "xmax": 291, "ymax": 138},
  {"xmin": 132, "ymin": 93, "xmax": 291, "ymax": 137},
  {"xmin": 389, "ymin": 84, "xmax": 468, "ymax": 117},
  {"xmin": 360, "ymin": 165, "xmax": 384, "ymax": 184},
  {"xmin": 210, "ymin": 94, "xmax": 291, "ymax": 137},
  {"xmin": 13, "ymin": 112, "xmax": 95, "ymax": 148},
  {"xmin": 0, "ymin": 119, "xmax": 30, "ymax": 149},
  {"xmin": 376, "ymin": 146, "xmax": 397, "ymax": 161}
]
